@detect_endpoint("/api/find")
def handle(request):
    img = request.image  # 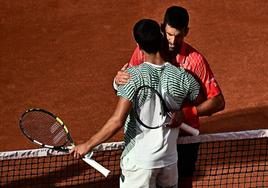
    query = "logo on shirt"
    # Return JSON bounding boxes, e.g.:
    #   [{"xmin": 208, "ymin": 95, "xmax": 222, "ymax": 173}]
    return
[{"xmin": 207, "ymin": 77, "xmax": 218, "ymax": 88}]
